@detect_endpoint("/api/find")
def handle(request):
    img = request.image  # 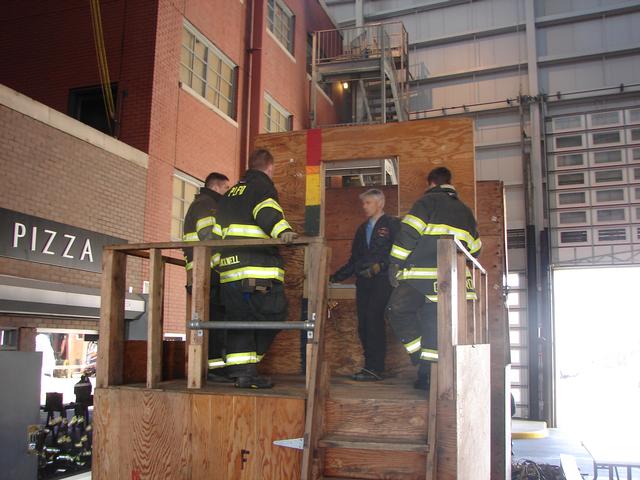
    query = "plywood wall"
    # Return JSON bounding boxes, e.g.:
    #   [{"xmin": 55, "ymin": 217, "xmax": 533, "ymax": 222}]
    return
[
  {"xmin": 255, "ymin": 119, "xmax": 476, "ymax": 377},
  {"xmin": 93, "ymin": 388, "xmax": 305, "ymax": 480}
]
